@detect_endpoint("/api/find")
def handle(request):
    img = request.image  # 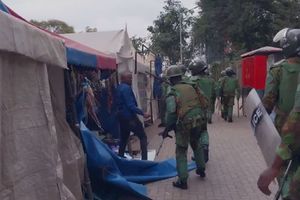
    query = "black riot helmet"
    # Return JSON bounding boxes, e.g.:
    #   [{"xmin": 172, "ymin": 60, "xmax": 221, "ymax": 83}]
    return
[
  {"xmin": 225, "ymin": 67, "xmax": 236, "ymax": 77},
  {"xmin": 273, "ymin": 28, "xmax": 300, "ymax": 58},
  {"xmin": 188, "ymin": 58, "xmax": 207, "ymax": 76}
]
